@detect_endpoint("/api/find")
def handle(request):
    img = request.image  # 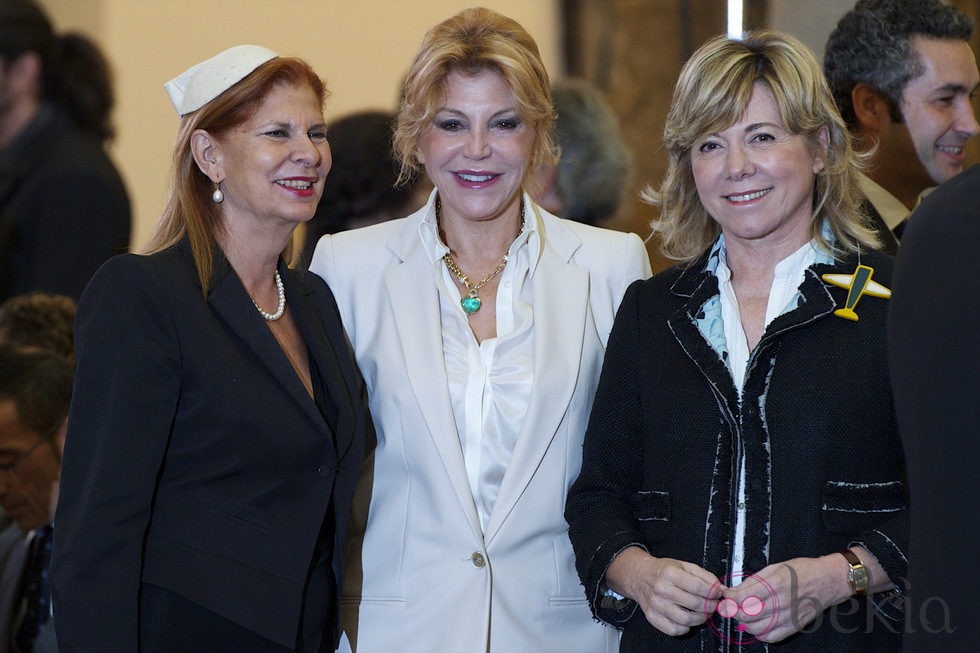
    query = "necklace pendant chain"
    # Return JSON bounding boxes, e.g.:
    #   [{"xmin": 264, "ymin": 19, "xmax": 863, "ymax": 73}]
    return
[
  {"xmin": 438, "ymin": 197, "xmax": 525, "ymax": 317},
  {"xmin": 251, "ymin": 270, "xmax": 286, "ymax": 321}
]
